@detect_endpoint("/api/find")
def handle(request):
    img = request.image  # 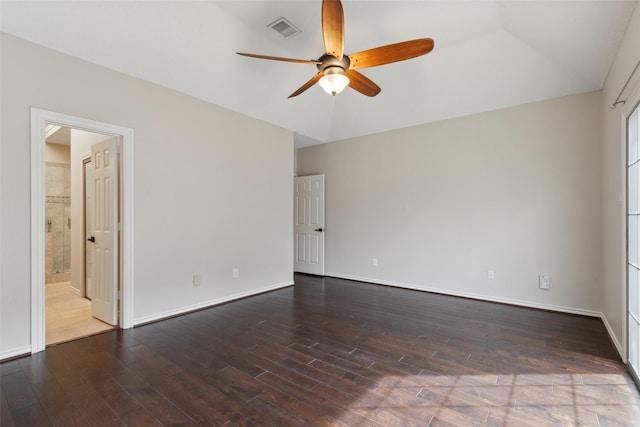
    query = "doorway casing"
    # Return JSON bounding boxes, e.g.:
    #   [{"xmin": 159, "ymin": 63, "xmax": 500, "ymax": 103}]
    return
[
  {"xmin": 624, "ymin": 80, "xmax": 640, "ymax": 388},
  {"xmin": 30, "ymin": 108, "xmax": 134, "ymax": 353}
]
